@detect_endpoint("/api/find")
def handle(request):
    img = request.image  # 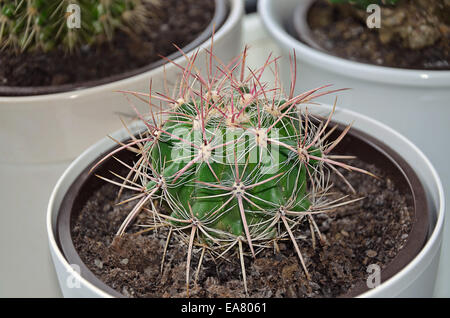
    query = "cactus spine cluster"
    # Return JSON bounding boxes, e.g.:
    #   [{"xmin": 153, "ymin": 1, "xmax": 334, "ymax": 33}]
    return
[
  {"xmin": 0, "ymin": 0, "xmax": 154, "ymax": 52},
  {"xmin": 96, "ymin": 46, "xmax": 373, "ymax": 295}
]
